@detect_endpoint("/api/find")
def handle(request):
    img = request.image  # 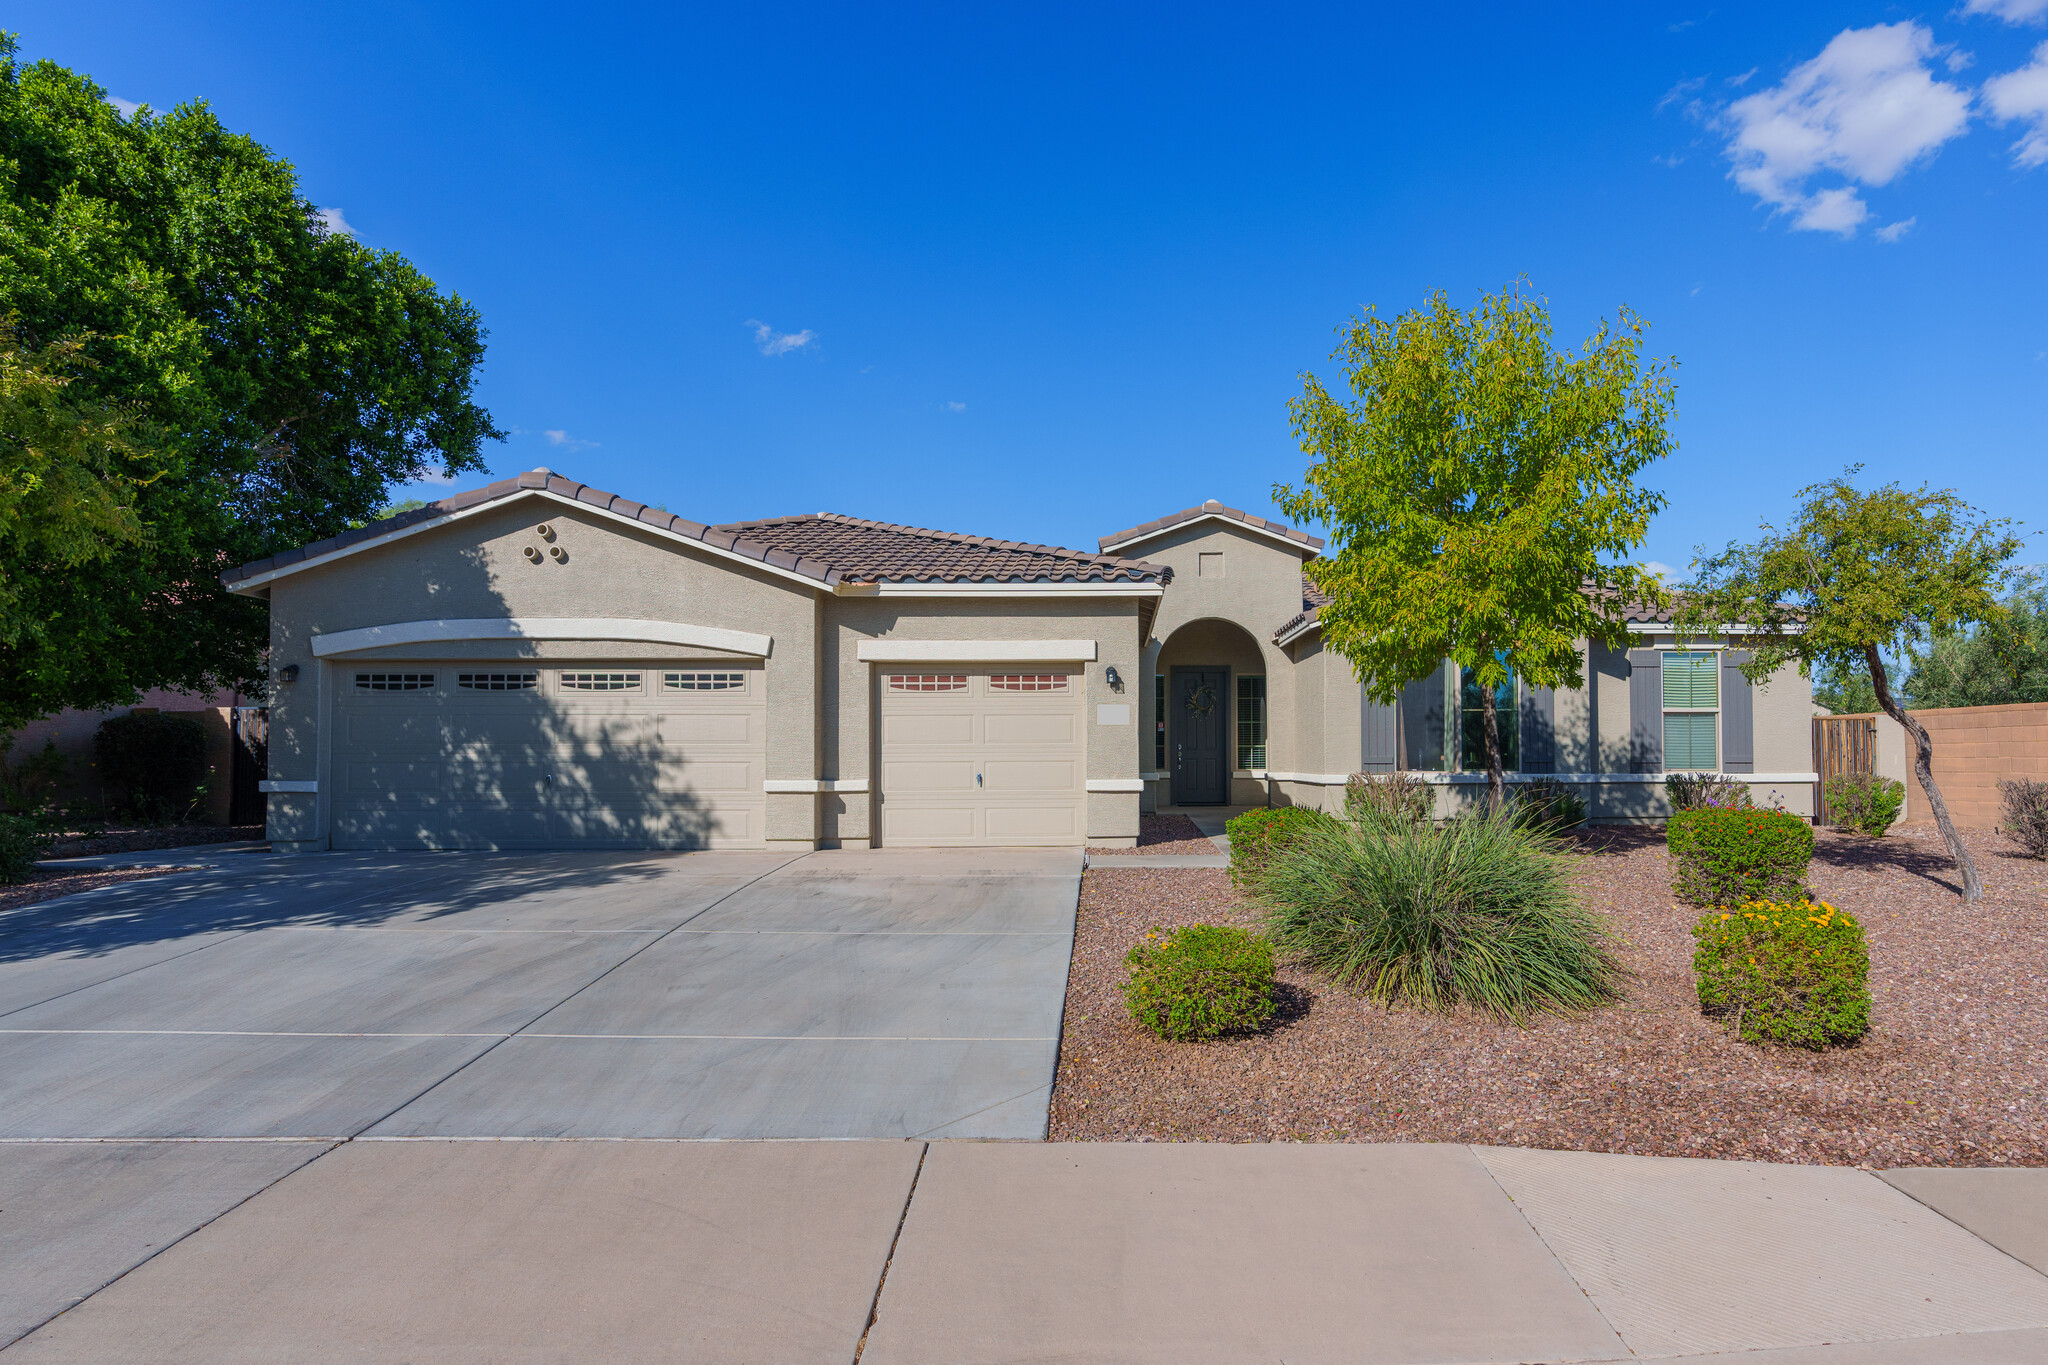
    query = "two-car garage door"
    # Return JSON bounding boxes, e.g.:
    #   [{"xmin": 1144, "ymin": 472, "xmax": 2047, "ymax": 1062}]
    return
[
  {"xmin": 877, "ymin": 668, "xmax": 1086, "ymax": 846},
  {"xmin": 331, "ymin": 663, "xmax": 765, "ymax": 850}
]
